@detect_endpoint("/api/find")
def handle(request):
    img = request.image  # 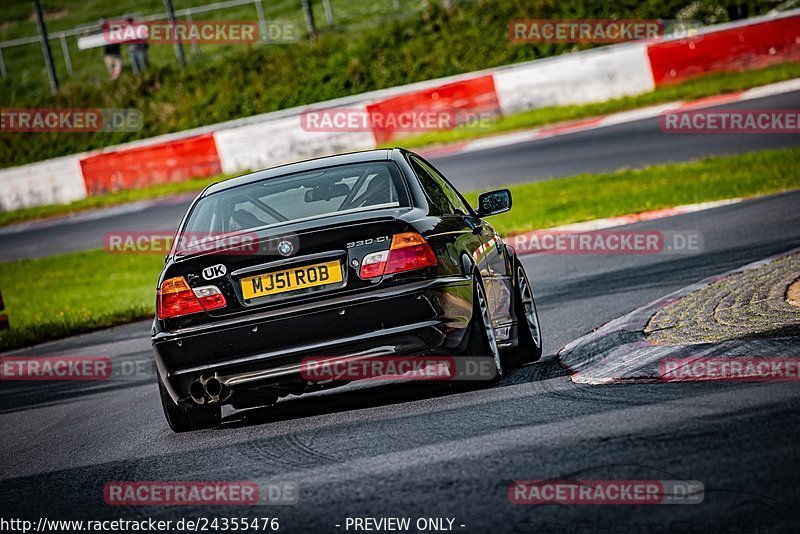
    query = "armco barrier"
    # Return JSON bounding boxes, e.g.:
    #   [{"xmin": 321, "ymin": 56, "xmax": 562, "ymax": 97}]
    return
[
  {"xmin": 647, "ymin": 15, "xmax": 800, "ymax": 86},
  {"xmin": 1, "ymin": 10, "xmax": 798, "ymax": 211},
  {"xmin": 79, "ymin": 133, "xmax": 221, "ymax": 195}
]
